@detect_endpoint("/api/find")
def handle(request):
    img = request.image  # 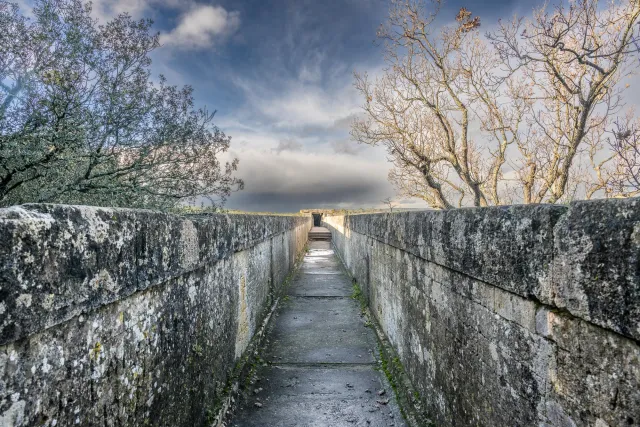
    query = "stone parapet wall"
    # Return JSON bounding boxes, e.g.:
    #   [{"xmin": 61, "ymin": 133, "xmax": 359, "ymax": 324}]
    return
[
  {"xmin": 323, "ymin": 198, "xmax": 640, "ymax": 426},
  {"xmin": 0, "ymin": 204, "xmax": 311, "ymax": 426}
]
